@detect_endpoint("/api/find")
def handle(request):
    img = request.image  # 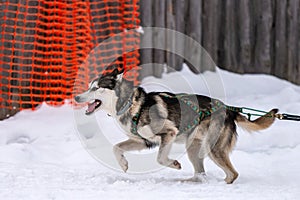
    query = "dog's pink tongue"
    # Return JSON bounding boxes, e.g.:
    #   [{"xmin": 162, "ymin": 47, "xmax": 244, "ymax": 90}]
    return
[{"xmin": 86, "ymin": 102, "xmax": 96, "ymax": 113}]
